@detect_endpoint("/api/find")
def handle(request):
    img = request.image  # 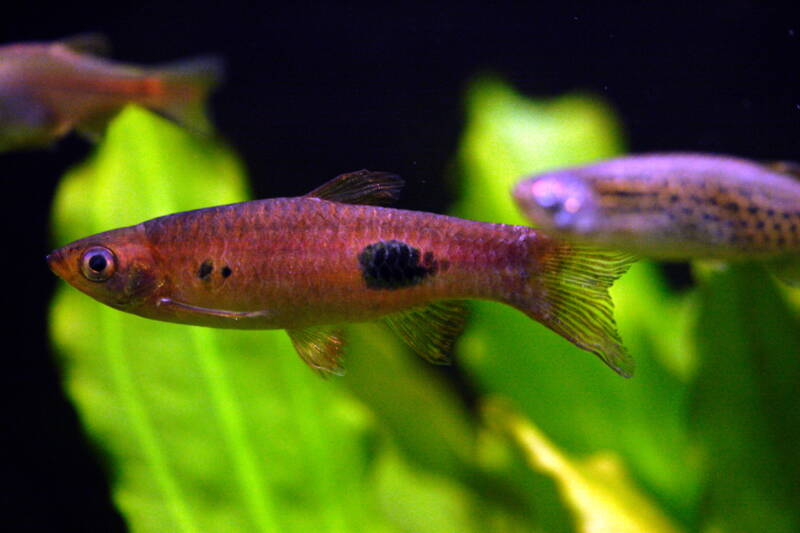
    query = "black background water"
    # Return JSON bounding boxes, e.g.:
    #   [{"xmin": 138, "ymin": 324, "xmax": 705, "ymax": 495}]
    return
[{"xmin": 3, "ymin": 3, "xmax": 800, "ymax": 531}]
